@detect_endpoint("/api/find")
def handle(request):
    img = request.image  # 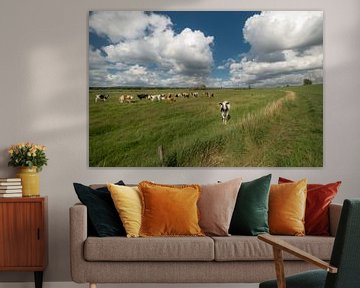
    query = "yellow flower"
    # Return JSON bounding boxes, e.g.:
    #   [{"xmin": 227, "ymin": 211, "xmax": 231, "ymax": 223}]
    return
[
  {"xmin": 38, "ymin": 145, "xmax": 46, "ymax": 151},
  {"xmin": 8, "ymin": 142, "xmax": 48, "ymax": 170}
]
